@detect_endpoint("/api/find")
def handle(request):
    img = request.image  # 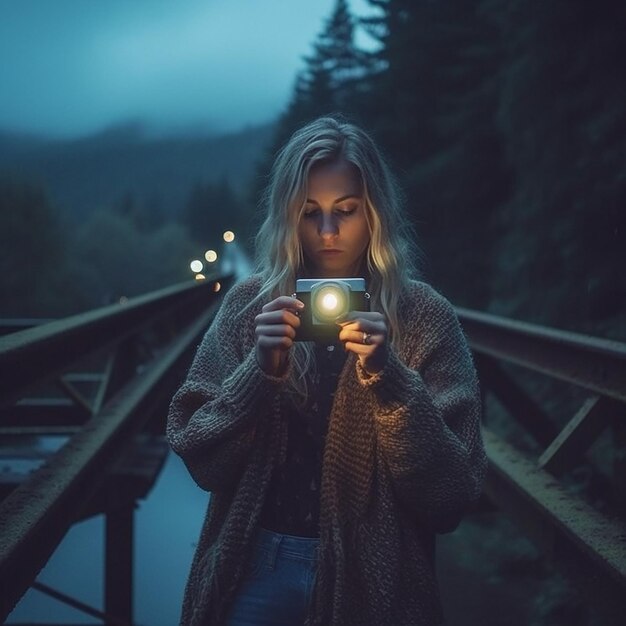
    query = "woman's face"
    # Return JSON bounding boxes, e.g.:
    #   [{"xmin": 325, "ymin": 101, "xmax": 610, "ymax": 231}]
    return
[{"xmin": 298, "ymin": 159, "xmax": 370, "ymax": 278}]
